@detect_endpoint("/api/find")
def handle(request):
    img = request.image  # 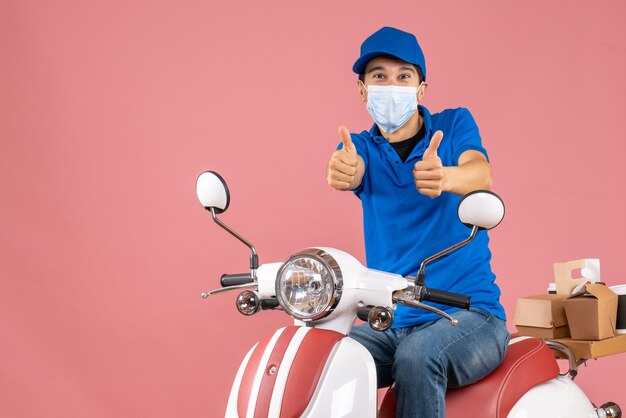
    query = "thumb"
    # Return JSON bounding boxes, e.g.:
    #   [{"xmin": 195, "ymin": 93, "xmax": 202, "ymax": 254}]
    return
[
  {"xmin": 423, "ymin": 130, "xmax": 443, "ymax": 160},
  {"xmin": 339, "ymin": 125, "xmax": 356, "ymax": 154}
]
